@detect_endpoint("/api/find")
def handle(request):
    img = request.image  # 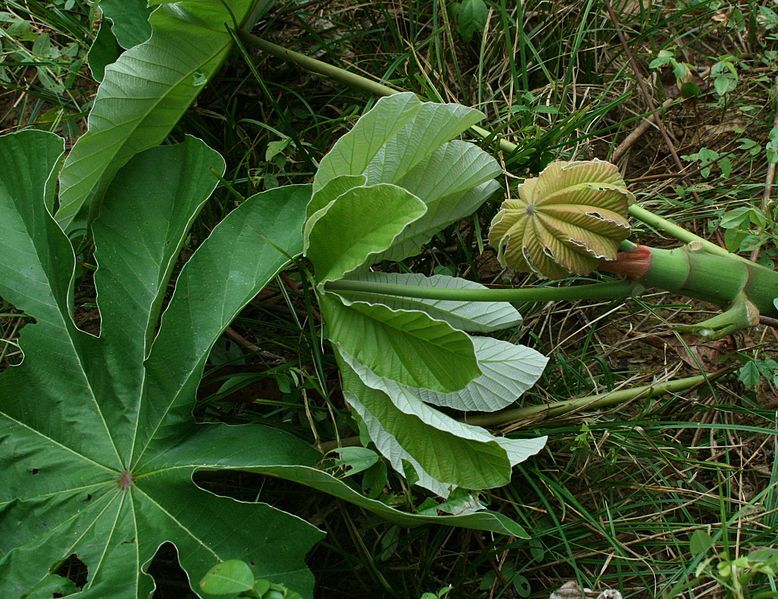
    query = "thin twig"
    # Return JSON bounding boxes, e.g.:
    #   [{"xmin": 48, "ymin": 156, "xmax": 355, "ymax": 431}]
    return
[
  {"xmin": 613, "ymin": 98, "xmax": 674, "ymax": 162},
  {"xmin": 760, "ymin": 315, "xmax": 778, "ymax": 328},
  {"xmin": 604, "ymin": 1, "xmax": 692, "ymax": 186},
  {"xmin": 224, "ymin": 326, "xmax": 279, "ymax": 360},
  {"xmin": 750, "ymin": 75, "xmax": 778, "ymax": 262}
]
